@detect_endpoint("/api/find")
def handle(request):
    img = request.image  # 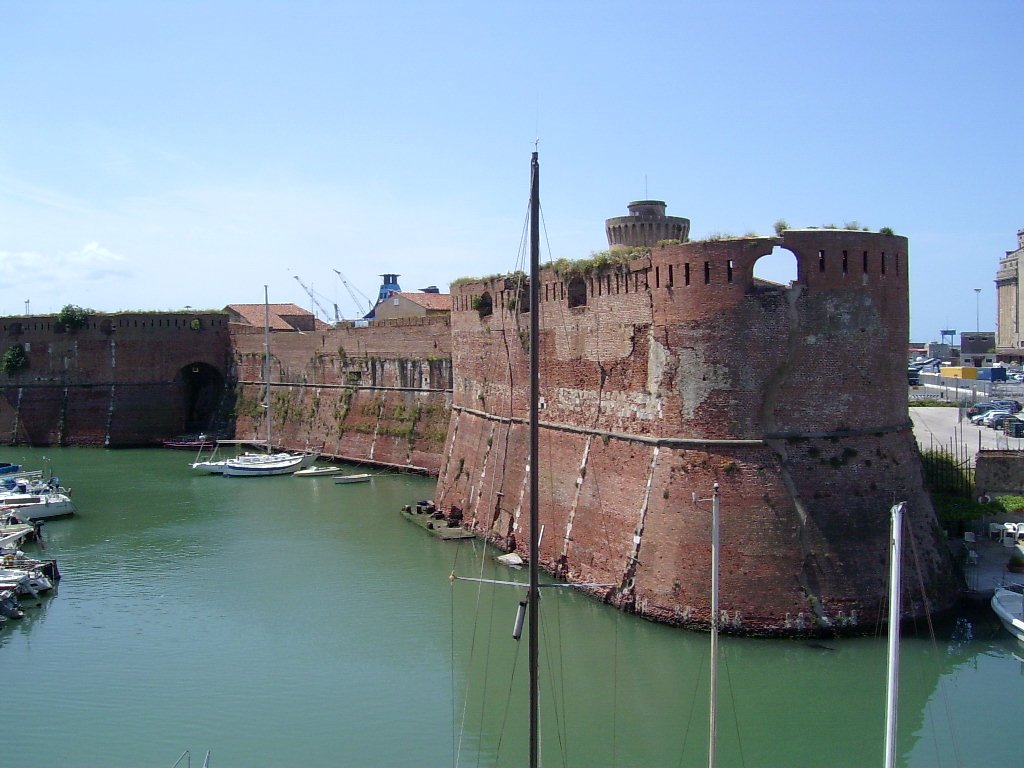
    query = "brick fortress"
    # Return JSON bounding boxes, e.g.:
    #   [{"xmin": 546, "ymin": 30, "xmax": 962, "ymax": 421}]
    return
[
  {"xmin": 435, "ymin": 203, "xmax": 959, "ymax": 636},
  {"xmin": 0, "ymin": 203, "xmax": 959, "ymax": 636}
]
